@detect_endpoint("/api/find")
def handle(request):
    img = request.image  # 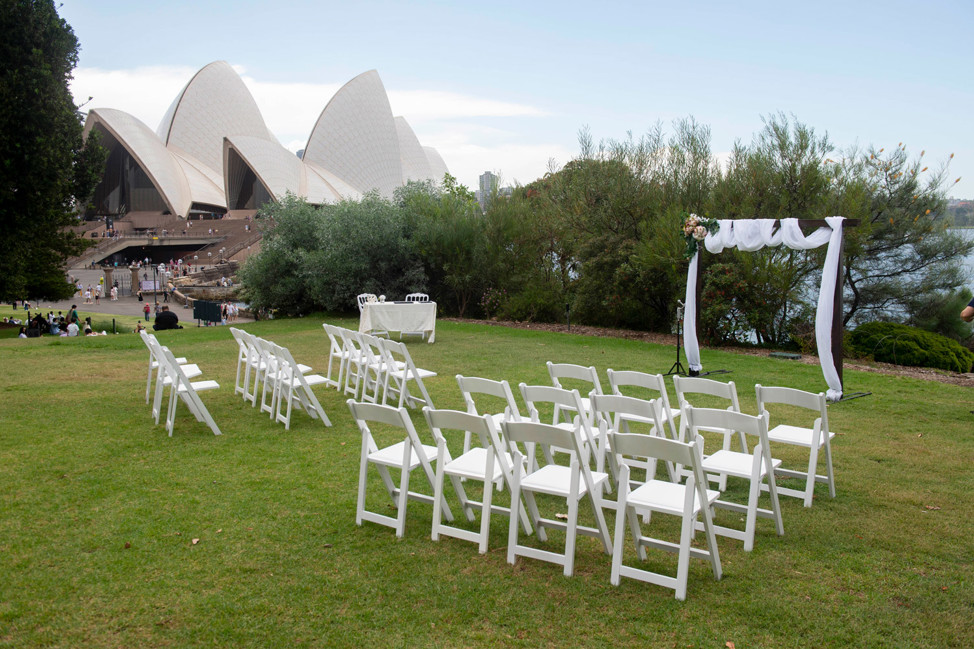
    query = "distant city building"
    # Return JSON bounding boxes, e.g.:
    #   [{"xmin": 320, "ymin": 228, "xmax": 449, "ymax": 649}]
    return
[
  {"xmin": 82, "ymin": 61, "xmax": 449, "ymax": 219},
  {"xmin": 478, "ymin": 171, "xmax": 498, "ymax": 211}
]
